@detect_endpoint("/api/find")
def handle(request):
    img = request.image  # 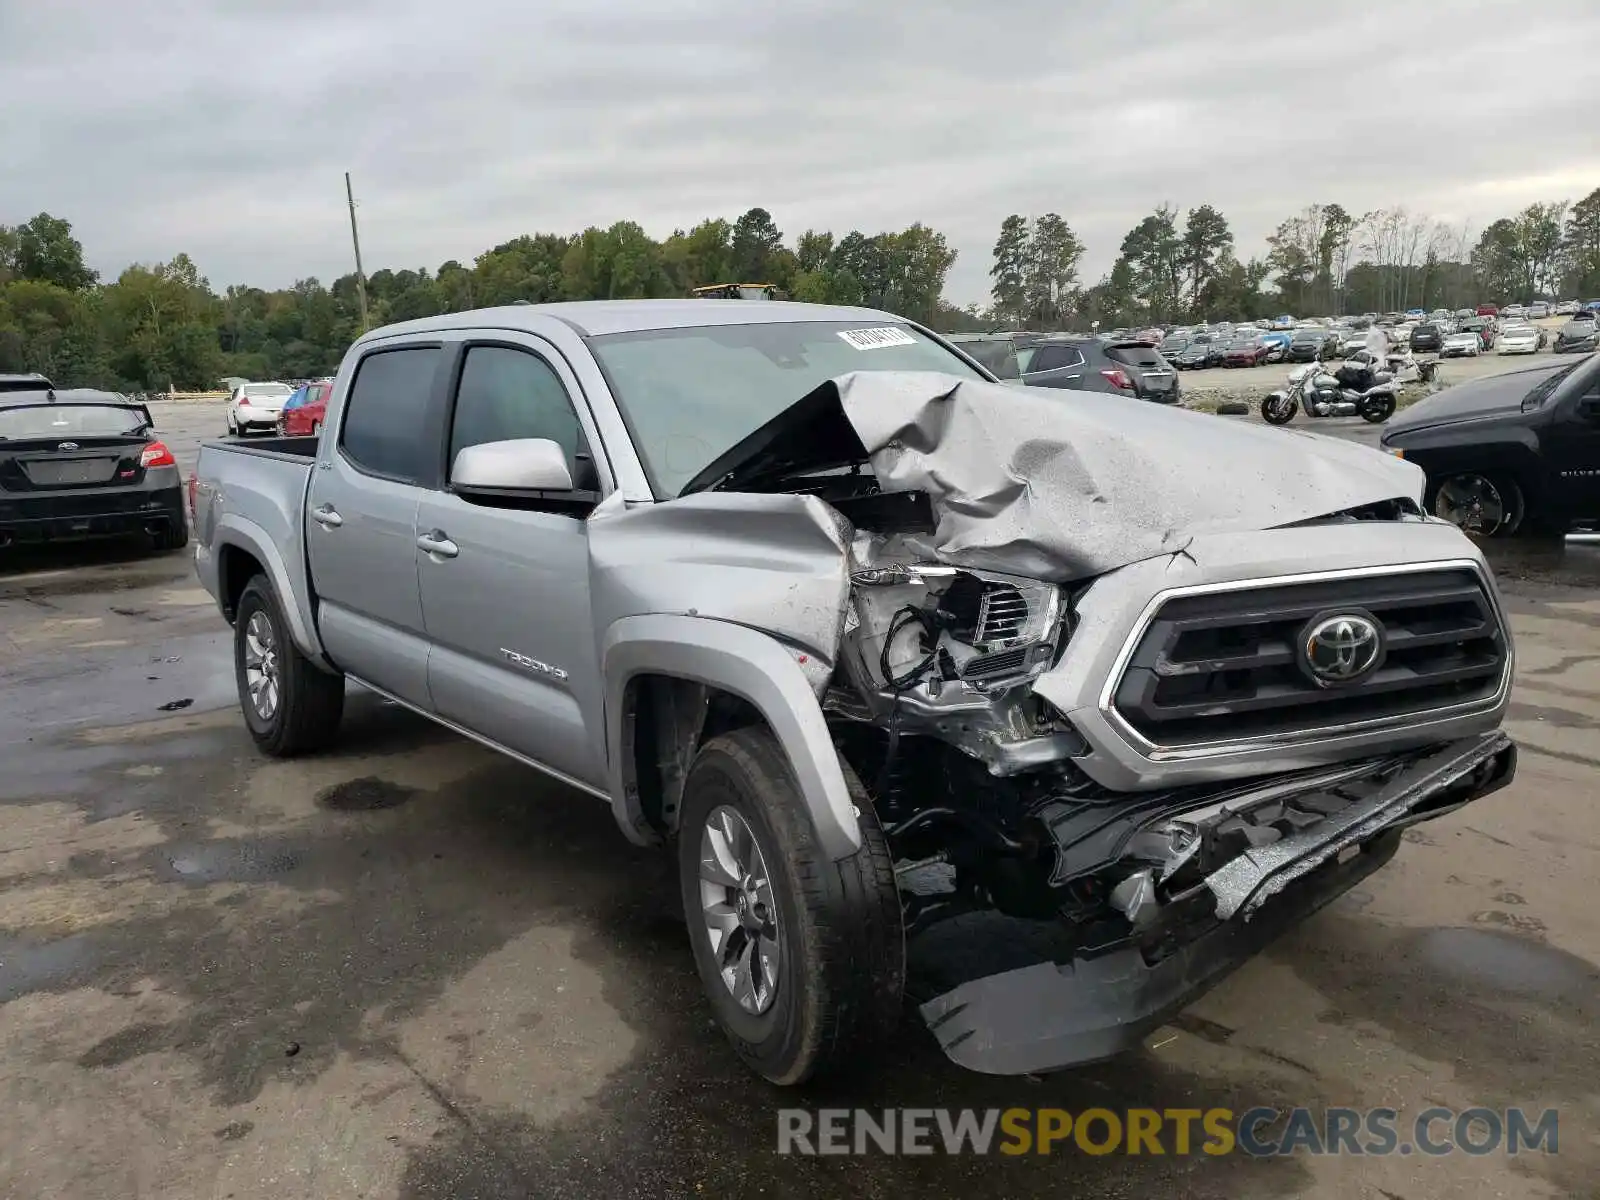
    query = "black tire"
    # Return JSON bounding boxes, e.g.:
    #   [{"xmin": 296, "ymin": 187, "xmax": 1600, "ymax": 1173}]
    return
[
  {"xmin": 233, "ymin": 575, "xmax": 345, "ymax": 756},
  {"xmin": 1261, "ymin": 394, "xmax": 1297, "ymax": 425},
  {"xmin": 154, "ymin": 520, "xmax": 189, "ymax": 552},
  {"xmin": 1361, "ymin": 396, "xmax": 1396, "ymax": 423},
  {"xmin": 677, "ymin": 727, "xmax": 903, "ymax": 1086}
]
